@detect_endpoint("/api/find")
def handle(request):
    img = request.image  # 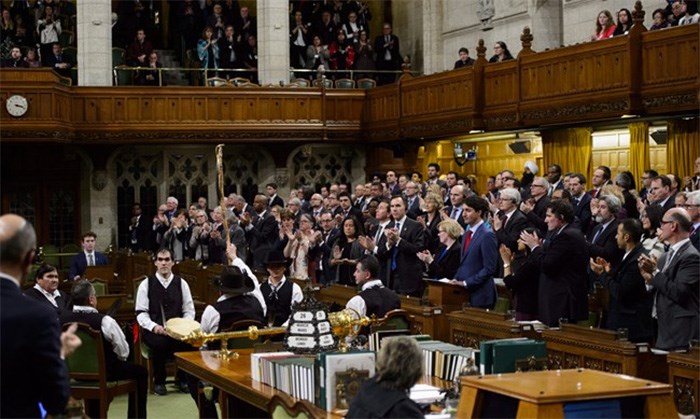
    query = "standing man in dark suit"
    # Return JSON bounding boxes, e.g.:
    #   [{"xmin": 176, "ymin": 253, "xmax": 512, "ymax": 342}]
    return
[
  {"xmin": 445, "ymin": 185, "xmax": 468, "ymax": 228},
  {"xmin": 684, "ymin": 191, "xmax": 700, "ymax": 250},
  {"xmin": 590, "ymin": 219, "xmax": 653, "ymax": 343},
  {"xmin": 359, "ymin": 200, "xmax": 392, "ymax": 286},
  {"xmin": 68, "ymin": 231, "xmax": 109, "ymax": 281},
  {"xmin": 451, "ymin": 196, "xmax": 498, "ymax": 309},
  {"xmin": 568, "ymin": 173, "xmax": 593, "ymax": 234},
  {"xmin": 0, "ymin": 214, "xmax": 78, "ymax": 418},
  {"xmin": 24, "ymin": 263, "xmax": 72, "ymax": 315},
  {"xmin": 241, "ymin": 194, "xmax": 279, "ymax": 271},
  {"xmin": 649, "ymin": 175, "xmax": 676, "ymax": 215},
  {"xmin": 492, "ymin": 187, "xmax": 530, "ymax": 252},
  {"xmin": 313, "ymin": 210, "xmax": 341, "ymax": 285},
  {"xmin": 588, "ymin": 194, "xmax": 624, "ymax": 275},
  {"xmin": 639, "ymin": 208, "xmax": 700, "ymax": 351},
  {"xmin": 266, "ymin": 182, "xmax": 285, "ymax": 209},
  {"xmin": 385, "ymin": 170, "xmax": 401, "ymax": 196},
  {"xmin": 521, "ymin": 200, "xmax": 590, "ymax": 327},
  {"xmin": 377, "ymin": 196, "xmax": 426, "ymax": 297},
  {"xmin": 546, "ymin": 164, "xmax": 565, "ymax": 196},
  {"xmin": 336, "ymin": 192, "xmax": 363, "ymax": 220},
  {"xmin": 374, "ymin": 22, "xmax": 401, "ymax": 85},
  {"xmin": 520, "ymin": 177, "xmax": 550, "ymax": 235},
  {"xmin": 404, "ymin": 181, "xmax": 422, "ymax": 219},
  {"xmin": 588, "ymin": 166, "xmax": 612, "ymax": 199},
  {"xmin": 129, "ymin": 202, "xmax": 152, "ymax": 252}
]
